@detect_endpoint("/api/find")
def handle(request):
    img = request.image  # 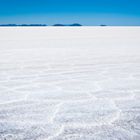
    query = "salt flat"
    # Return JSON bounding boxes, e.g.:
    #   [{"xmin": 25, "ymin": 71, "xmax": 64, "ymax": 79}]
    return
[{"xmin": 0, "ymin": 27, "xmax": 140, "ymax": 140}]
